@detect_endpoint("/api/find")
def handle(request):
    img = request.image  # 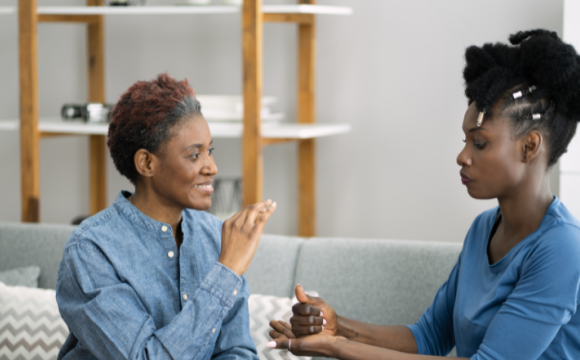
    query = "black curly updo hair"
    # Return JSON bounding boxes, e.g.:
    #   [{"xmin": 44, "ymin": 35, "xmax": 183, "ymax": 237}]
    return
[{"xmin": 463, "ymin": 29, "xmax": 580, "ymax": 167}]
